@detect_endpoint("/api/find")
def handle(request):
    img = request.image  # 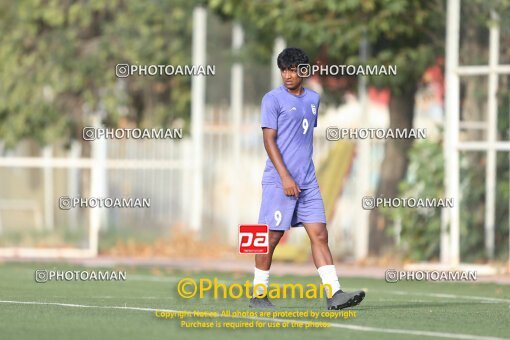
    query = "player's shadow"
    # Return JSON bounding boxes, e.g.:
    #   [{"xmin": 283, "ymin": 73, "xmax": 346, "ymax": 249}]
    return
[
  {"xmin": 348, "ymin": 301, "xmax": 488, "ymax": 311},
  {"xmin": 275, "ymin": 301, "xmax": 488, "ymax": 310}
]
